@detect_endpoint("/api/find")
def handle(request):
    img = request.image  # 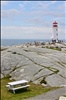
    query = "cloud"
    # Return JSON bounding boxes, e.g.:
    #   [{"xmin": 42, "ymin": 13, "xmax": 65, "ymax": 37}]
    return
[
  {"xmin": 1, "ymin": 26, "xmax": 52, "ymax": 39},
  {"xmin": 1, "ymin": 1, "xmax": 65, "ymax": 20},
  {"xmin": 1, "ymin": 1, "xmax": 8, "ymax": 6},
  {"xmin": 1, "ymin": 9, "xmax": 65, "ymax": 18},
  {"xmin": 19, "ymin": 4, "xmax": 24, "ymax": 8},
  {"xmin": 19, "ymin": 1, "xmax": 31, "ymax": 9},
  {"xmin": 1, "ymin": 8, "xmax": 65, "ymax": 29},
  {"xmin": 1, "ymin": 26, "xmax": 65, "ymax": 39},
  {"xmin": 24, "ymin": 10, "xmax": 64, "ymax": 18},
  {"xmin": 31, "ymin": 1, "xmax": 57, "ymax": 10},
  {"xmin": 1, "ymin": 9, "xmax": 21, "ymax": 19},
  {"xmin": 46, "ymin": 11, "xmax": 65, "ymax": 18},
  {"xmin": 1, "ymin": 1, "xmax": 65, "ymax": 39}
]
